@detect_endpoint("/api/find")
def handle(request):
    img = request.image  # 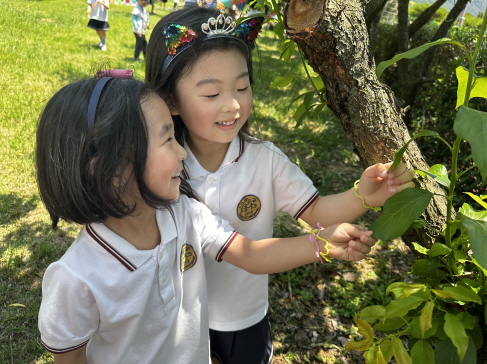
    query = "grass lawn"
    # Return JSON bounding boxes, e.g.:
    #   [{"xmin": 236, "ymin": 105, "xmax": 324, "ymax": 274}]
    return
[{"xmin": 0, "ymin": 1, "xmax": 408, "ymax": 363}]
